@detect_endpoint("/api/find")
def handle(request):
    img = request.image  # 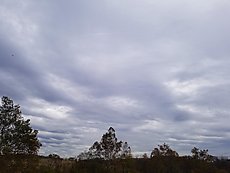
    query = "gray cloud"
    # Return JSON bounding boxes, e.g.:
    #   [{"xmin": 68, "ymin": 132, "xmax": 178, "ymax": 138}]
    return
[{"xmin": 1, "ymin": 0, "xmax": 230, "ymax": 157}]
